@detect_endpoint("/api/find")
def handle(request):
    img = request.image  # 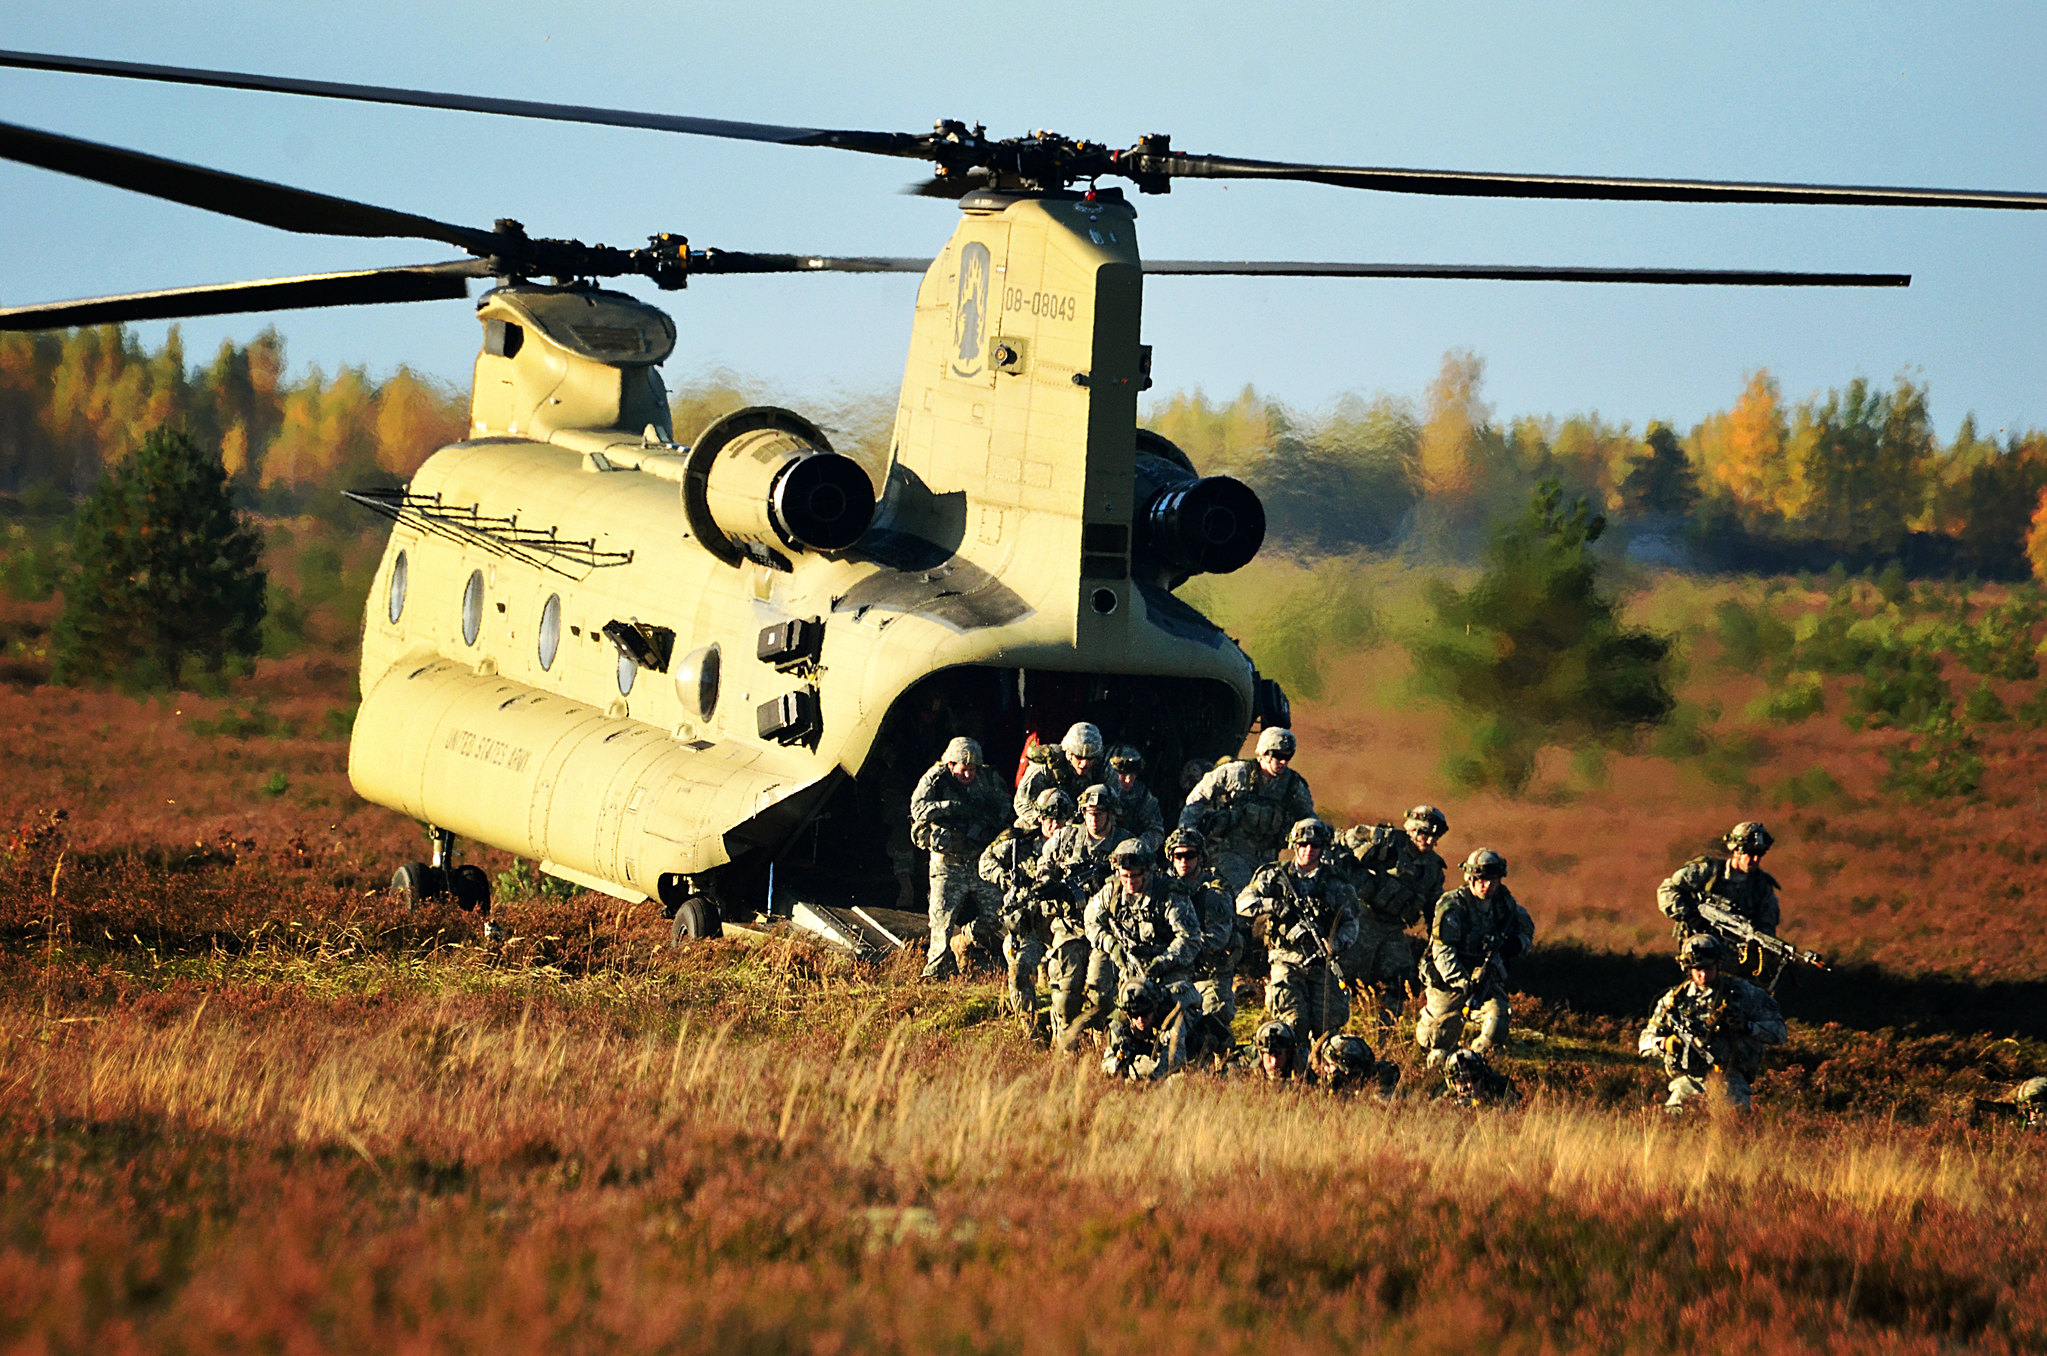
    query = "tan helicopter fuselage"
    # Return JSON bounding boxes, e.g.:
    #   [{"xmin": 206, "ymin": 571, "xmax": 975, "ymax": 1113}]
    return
[{"xmin": 348, "ymin": 191, "xmax": 1263, "ymax": 911}]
